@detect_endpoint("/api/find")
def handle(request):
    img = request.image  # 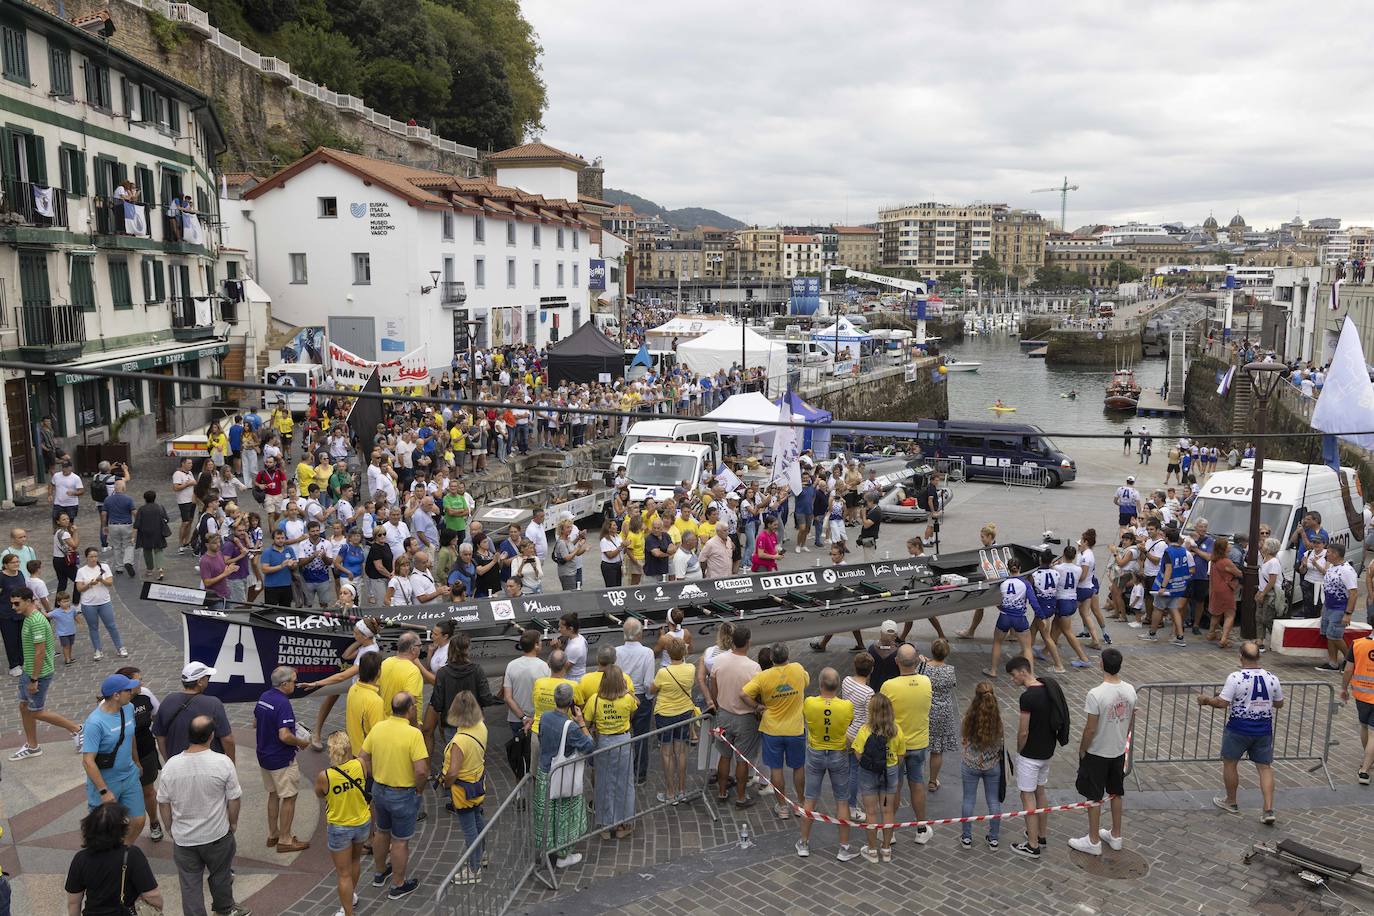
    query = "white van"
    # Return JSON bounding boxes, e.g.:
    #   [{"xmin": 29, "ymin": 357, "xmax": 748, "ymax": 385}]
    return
[
  {"xmin": 1184, "ymin": 461, "xmax": 1365, "ymax": 577},
  {"xmin": 263, "ymin": 363, "xmax": 326, "ymax": 416},
  {"xmin": 625, "ymin": 441, "xmax": 715, "ymax": 502},
  {"xmin": 613, "ymin": 420, "xmax": 721, "ymax": 473}
]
